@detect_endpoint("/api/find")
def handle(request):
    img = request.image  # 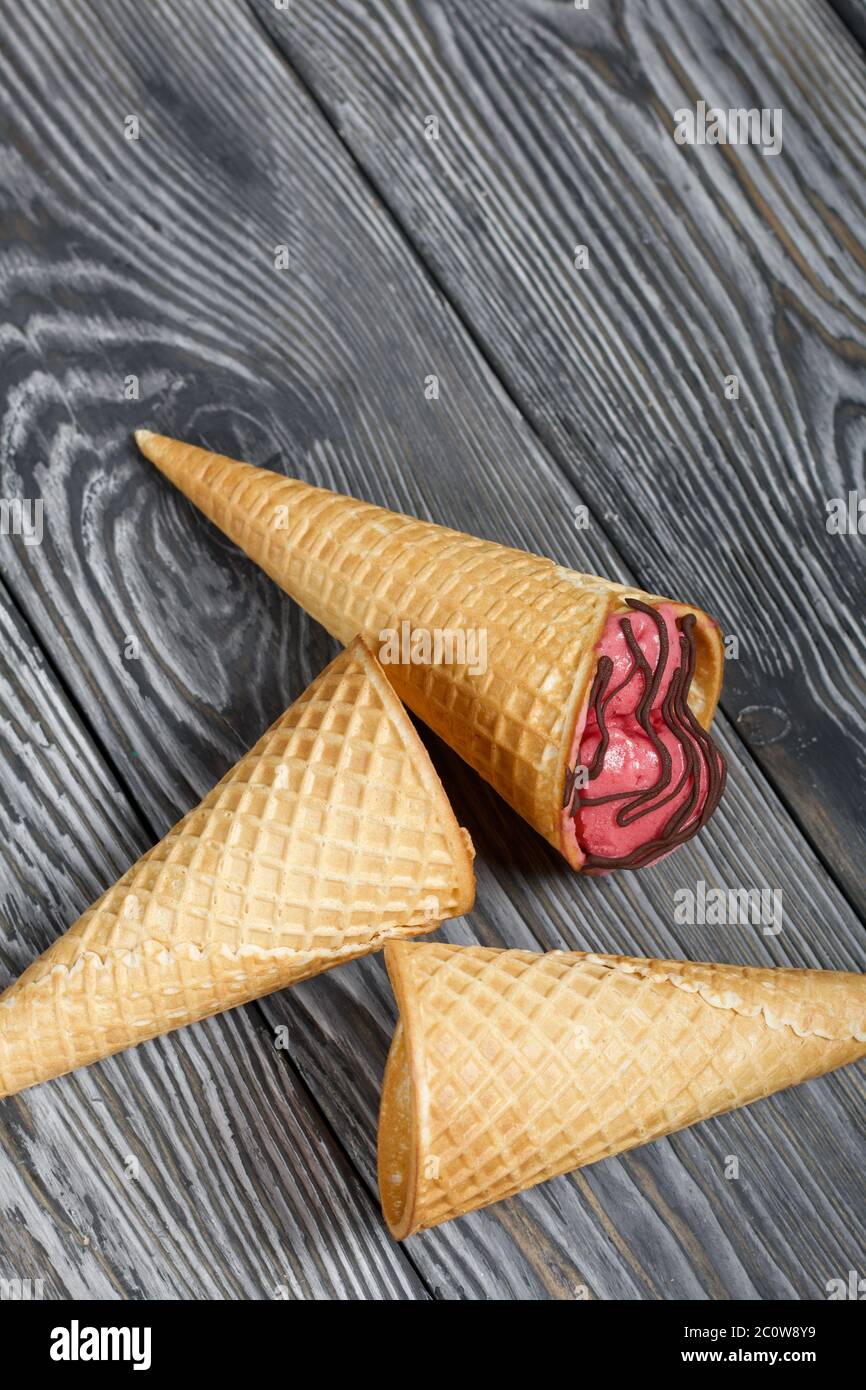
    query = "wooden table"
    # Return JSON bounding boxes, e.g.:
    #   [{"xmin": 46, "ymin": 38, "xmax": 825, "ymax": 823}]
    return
[{"xmin": 1, "ymin": 0, "xmax": 864, "ymax": 1300}]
